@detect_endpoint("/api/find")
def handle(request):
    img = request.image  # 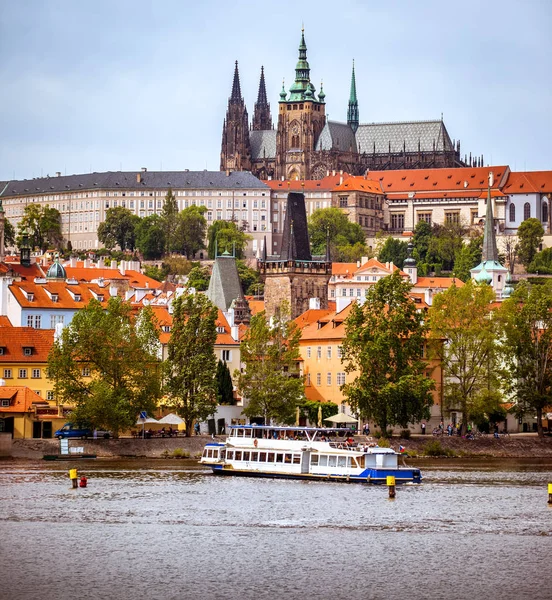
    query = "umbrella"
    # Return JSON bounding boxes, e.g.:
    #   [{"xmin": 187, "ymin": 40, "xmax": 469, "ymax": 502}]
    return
[
  {"xmin": 323, "ymin": 413, "xmax": 358, "ymax": 424},
  {"xmin": 136, "ymin": 417, "xmax": 160, "ymax": 425},
  {"xmin": 158, "ymin": 413, "xmax": 185, "ymax": 425}
]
